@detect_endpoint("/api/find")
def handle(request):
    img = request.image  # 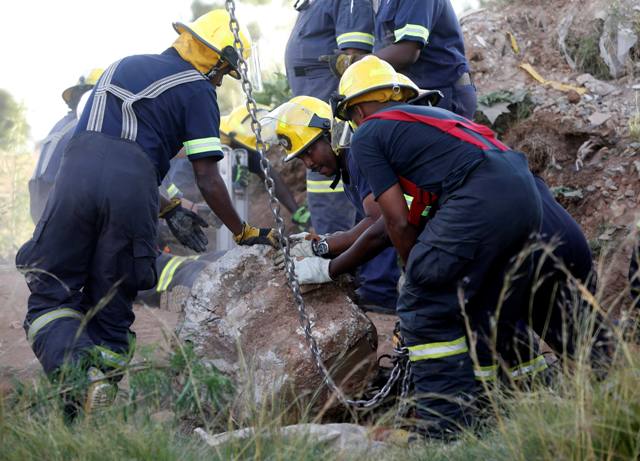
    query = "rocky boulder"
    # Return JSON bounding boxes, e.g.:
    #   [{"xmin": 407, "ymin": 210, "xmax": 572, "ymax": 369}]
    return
[{"xmin": 176, "ymin": 245, "xmax": 378, "ymax": 417}]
